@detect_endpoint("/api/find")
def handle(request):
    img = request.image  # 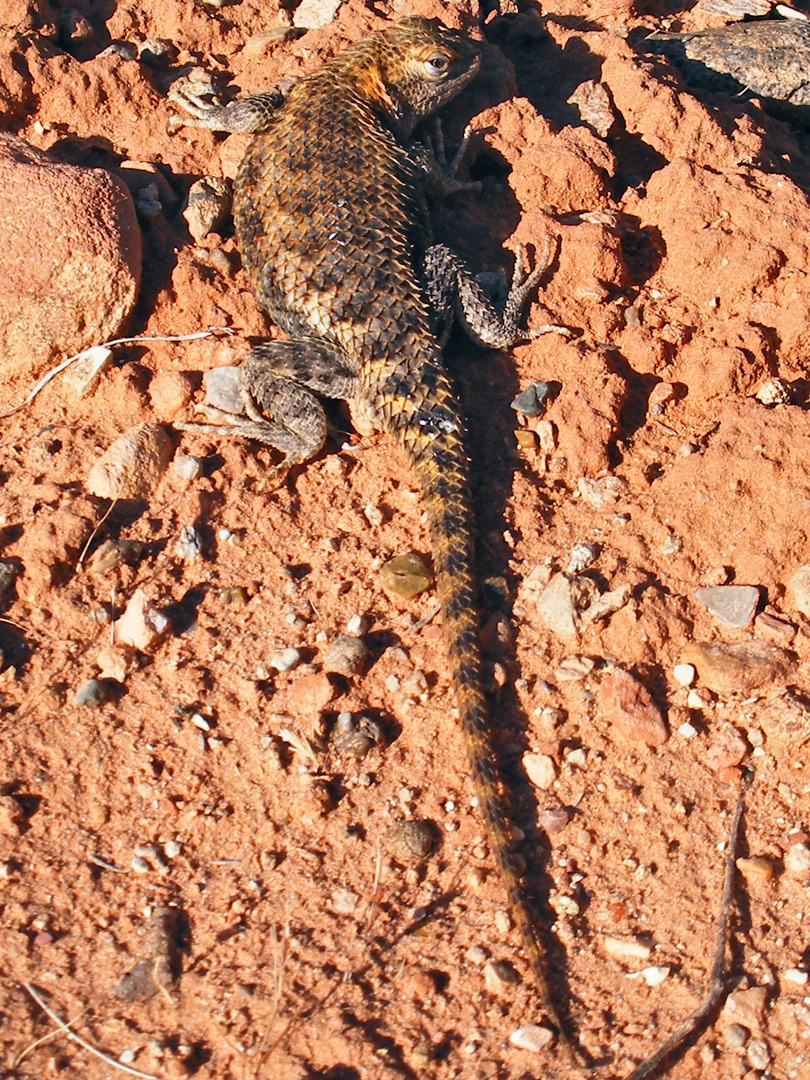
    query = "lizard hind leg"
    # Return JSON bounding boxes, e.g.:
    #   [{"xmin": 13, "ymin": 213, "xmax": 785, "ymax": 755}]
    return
[{"xmin": 177, "ymin": 337, "xmax": 359, "ymax": 478}]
